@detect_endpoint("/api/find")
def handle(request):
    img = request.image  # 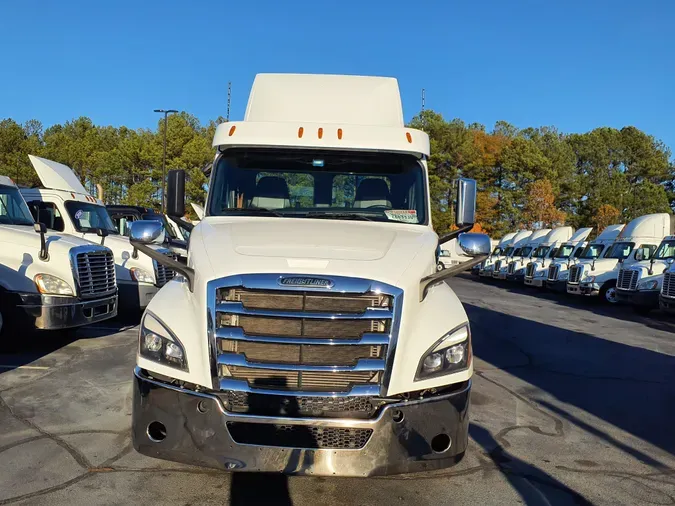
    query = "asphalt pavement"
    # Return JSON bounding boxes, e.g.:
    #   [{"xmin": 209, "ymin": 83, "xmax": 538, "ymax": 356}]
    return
[{"xmin": 1, "ymin": 276, "xmax": 674, "ymax": 505}]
